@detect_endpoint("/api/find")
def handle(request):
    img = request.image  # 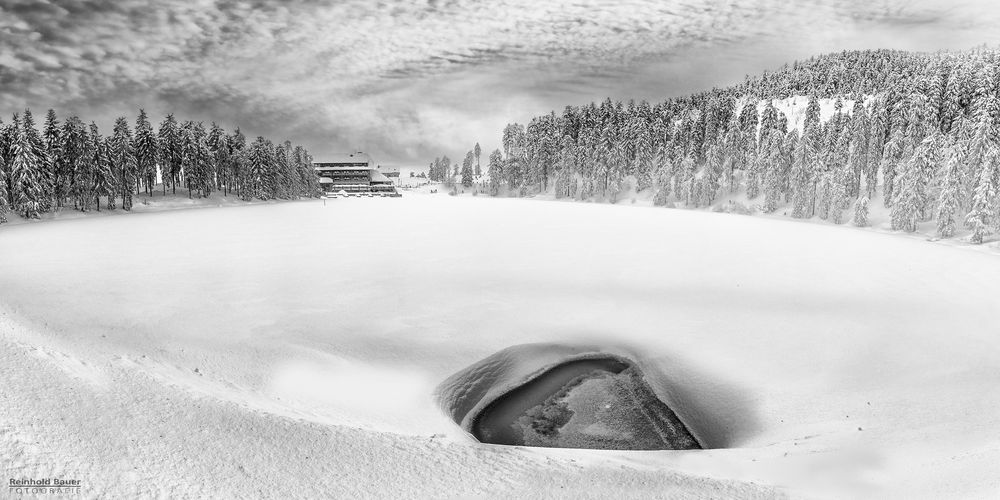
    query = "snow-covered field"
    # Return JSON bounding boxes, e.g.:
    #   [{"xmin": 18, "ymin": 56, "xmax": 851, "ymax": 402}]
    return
[{"xmin": 2, "ymin": 194, "xmax": 999, "ymax": 499}]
